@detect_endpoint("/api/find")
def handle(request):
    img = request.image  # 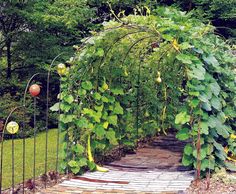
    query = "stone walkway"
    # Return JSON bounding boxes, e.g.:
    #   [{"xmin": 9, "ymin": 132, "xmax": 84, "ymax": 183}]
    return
[{"xmin": 40, "ymin": 134, "xmax": 195, "ymax": 193}]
